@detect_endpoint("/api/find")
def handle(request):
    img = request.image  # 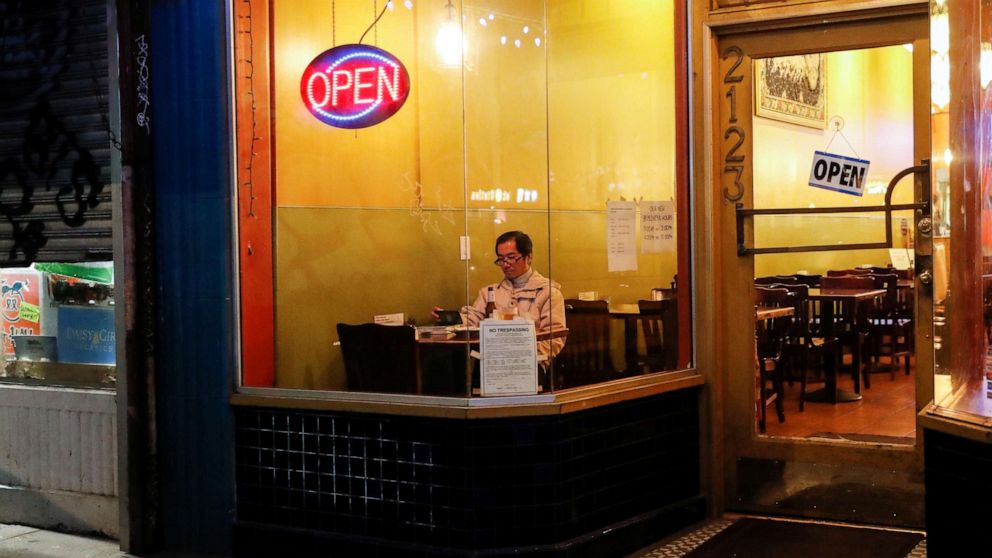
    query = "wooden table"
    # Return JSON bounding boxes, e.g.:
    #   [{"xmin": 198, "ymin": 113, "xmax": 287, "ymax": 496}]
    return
[
  {"xmin": 757, "ymin": 307, "xmax": 794, "ymax": 320},
  {"xmin": 806, "ymin": 287, "xmax": 886, "ymax": 403},
  {"xmin": 608, "ymin": 304, "xmax": 641, "ymax": 372},
  {"xmin": 416, "ymin": 327, "xmax": 569, "ymax": 394}
]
